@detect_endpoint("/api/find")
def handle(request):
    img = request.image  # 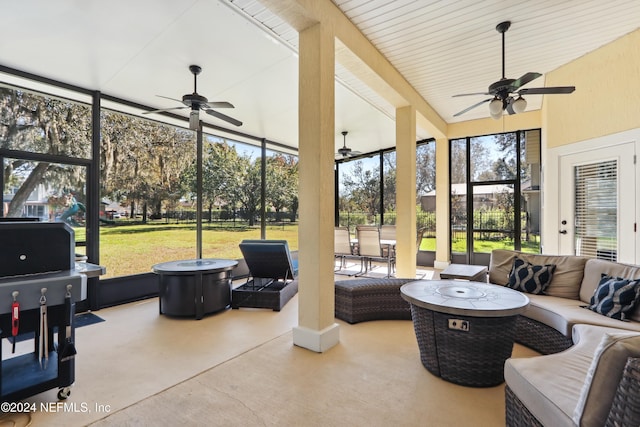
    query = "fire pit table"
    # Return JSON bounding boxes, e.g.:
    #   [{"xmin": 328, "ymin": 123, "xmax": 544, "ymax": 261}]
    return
[
  {"xmin": 152, "ymin": 258, "xmax": 237, "ymax": 320},
  {"xmin": 401, "ymin": 280, "xmax": 529, "ymax": 387}
]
